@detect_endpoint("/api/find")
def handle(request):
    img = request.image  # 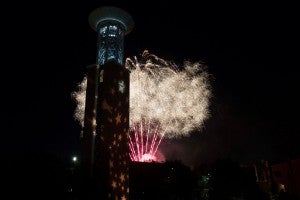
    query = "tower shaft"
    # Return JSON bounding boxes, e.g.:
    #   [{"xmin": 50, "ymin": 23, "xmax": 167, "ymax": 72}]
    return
[{"xmin": 81, "ymin": 6, "xmax": 133, "ymax": 200}]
